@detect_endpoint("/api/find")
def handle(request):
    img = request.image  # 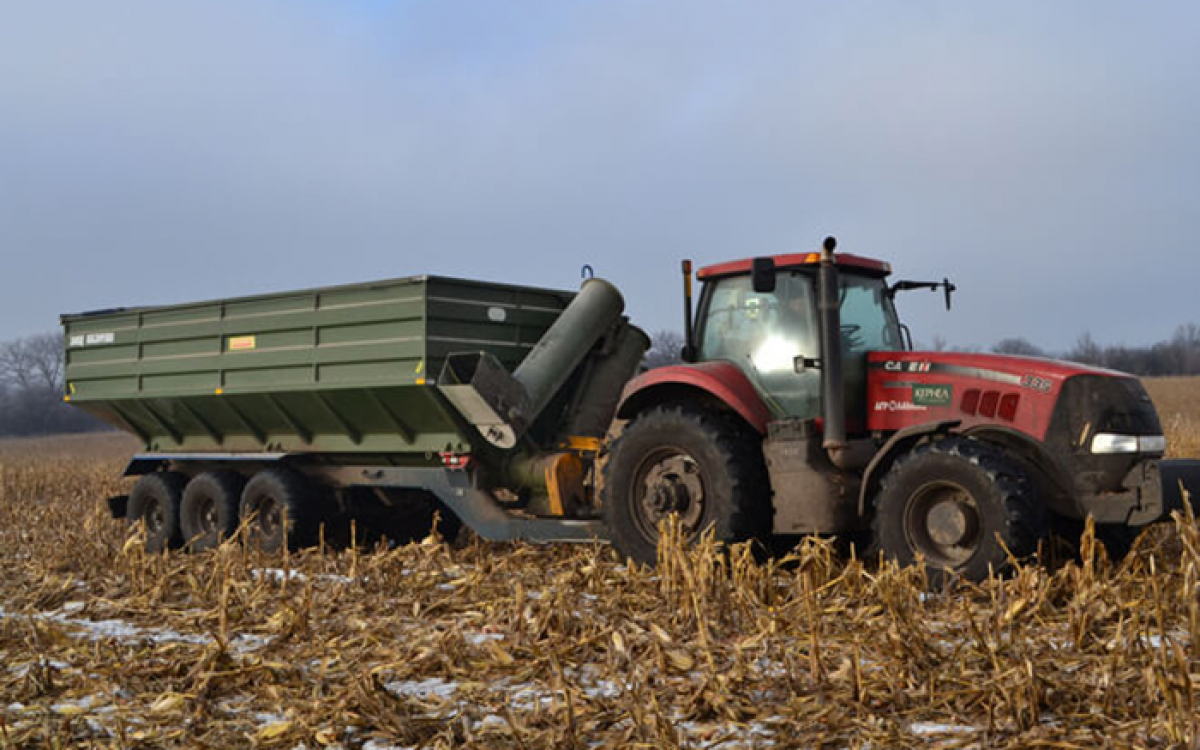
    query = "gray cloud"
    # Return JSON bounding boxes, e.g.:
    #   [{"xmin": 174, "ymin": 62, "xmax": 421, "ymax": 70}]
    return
[{"xmin": 1, "ymin": 1, "xmax": 1197, "ymax": 352}]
